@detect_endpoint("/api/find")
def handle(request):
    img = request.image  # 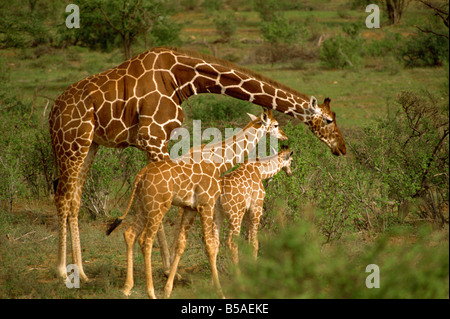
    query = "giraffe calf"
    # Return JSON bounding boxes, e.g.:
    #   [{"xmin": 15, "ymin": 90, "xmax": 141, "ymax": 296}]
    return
[
  {"xmin": 215, "ymin": 146, "xmax": 294, "ymax": 264},
  {"xmin": 107, "ymin": 160, "xmax": 223, "ymax": 299},
  {"xmin": 106, "ymin": 109, "xmax": 286, "ymax": 299}
]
